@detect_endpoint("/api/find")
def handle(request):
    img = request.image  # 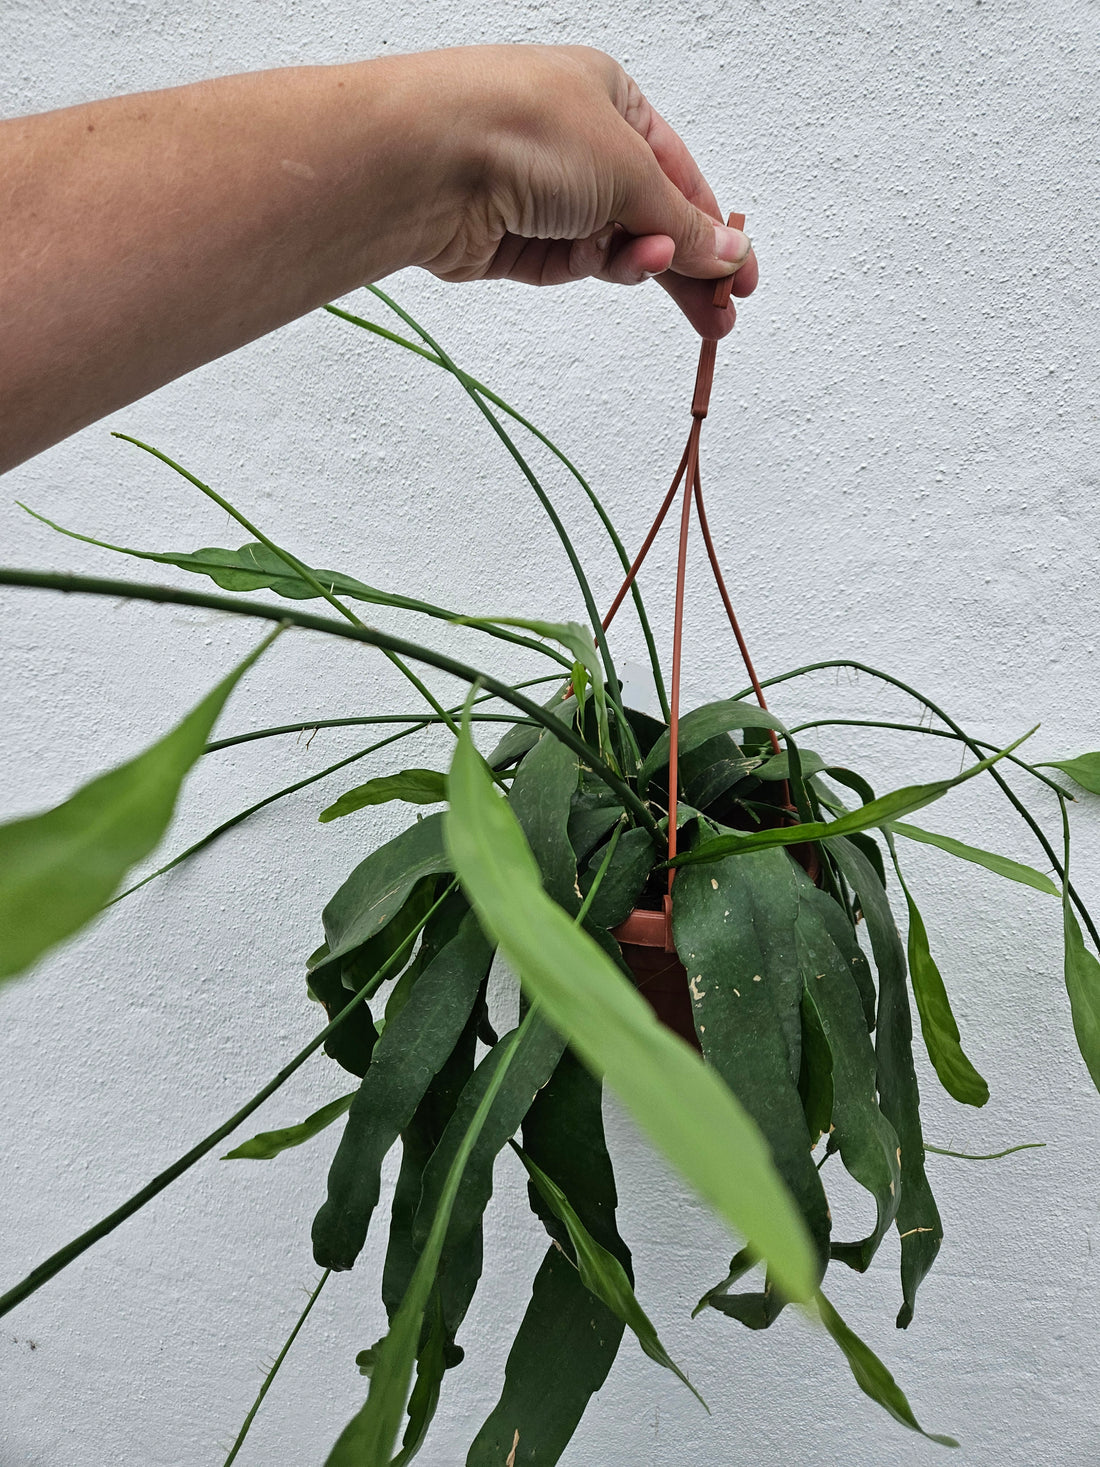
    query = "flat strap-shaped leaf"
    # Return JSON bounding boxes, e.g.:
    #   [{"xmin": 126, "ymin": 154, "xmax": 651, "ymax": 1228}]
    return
[
  {"xmin": 830, "ymin": 837, "xmax": 943, "ymax": 1326},
  {"xmin": 673, "ymin": 847, "xmax": 832, "ymax": 1322},
  {"xmin": 0, "ymin": 631, "xmax": 273, "ymax": 983},
  {"xmin": 579, "ymin": 827, "xmax": 654, "ymax": 933},
  {"xmin": 469, "ymin": 1054, "xmax": 628, "ymax": 1466},
  {"xmin": 411, "ymin": 1015, "xmax": 566, "ymax": 1337},
  {"xmin": 312, "ymin": 911, "xmax": 493, "ymax": 1271},
  {"xmin": 508, "ymin": 733, "xmax": 581, "ymax": 914},
  {"xmin": 466, "ymin": 1246, "xmax": 623, "ymax": 1467},
  {"xmin": 796, "ymin": 886, "xmax": 902, "ymax": 1270},
  {"xmin": 382, "ymin": 1015, "xmax": 479, "ymax": 1321},
  {"xmin": 639, "ymin": 698, "xmax": 785, "ymax": 794},
  {"xmin": 316, "ymin": 813, "xmax": 452, "ymax": 976}
]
